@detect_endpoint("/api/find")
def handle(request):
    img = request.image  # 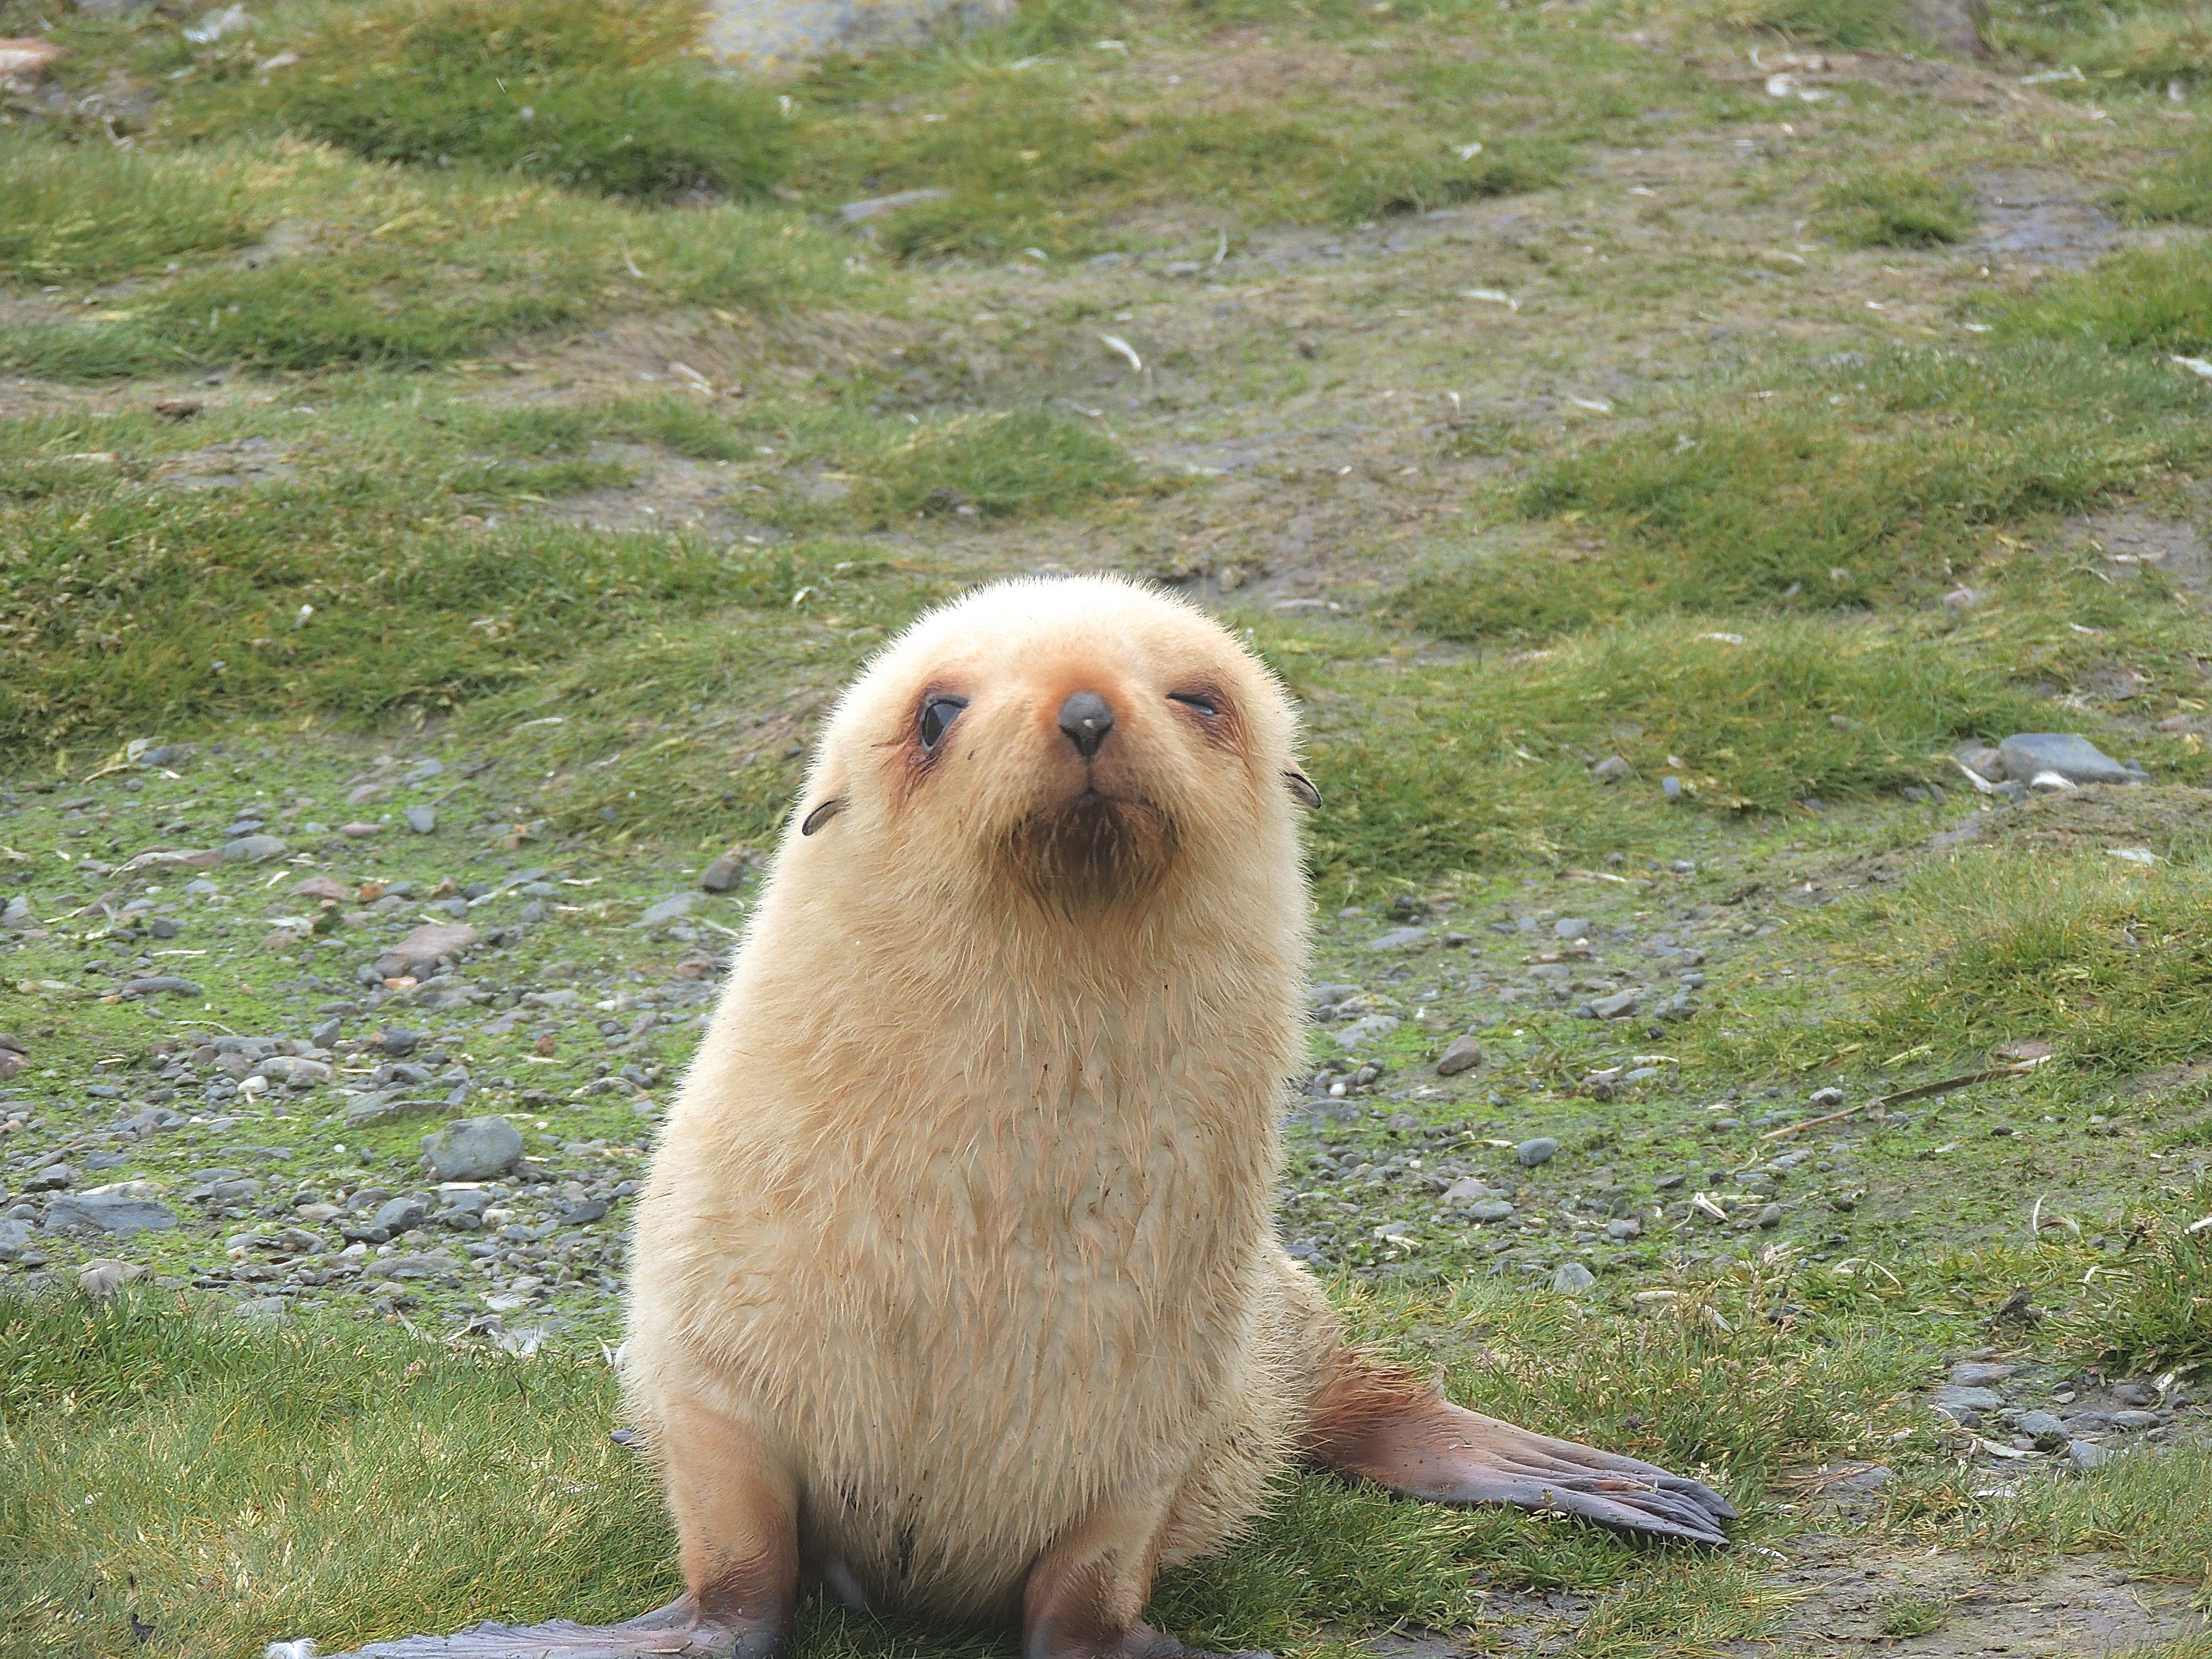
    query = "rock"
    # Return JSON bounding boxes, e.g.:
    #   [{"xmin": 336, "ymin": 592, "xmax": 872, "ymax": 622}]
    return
[
  {"xmin": 1435, "ymin": 1035, "xmax": 1483, "ymax": 1077},
  {"xmin": 2068, "ymin": 1439, "xmax": 2115, "ymax": 1472},
  {"xmin": 1442, "ymin": 1176, "xmax": 1497, "ymax": 1204},
  {"xmin": 256, "ymin": 1056, "xmax": 333, "ymax": 1087},
  {"xmin": 380, "ymin": 1027, "xmax": 421, "ymax": 1057},
  {"xmin": 1334, "ymin": 1014, "xmax": 1401, "ymax": 1049},
  {"xmin": 1755, "ymin": 1202, "xmax": 1783, "ymax": 1229},
  {"xmin": 1606, "ymin": 1216, "xmax": 1642, "ymax": 1239},
  {"xmin": 1829, "ymin": 1463, "xmax": 1894, "ymax": 1494},
  {"xmin": 1, "ymin": 895, "xmax": 33, "ymax": 929},
  {"xmin": 2014, "ymin": 1410, "xmax": 2069, "ymax": 1451},
  {"xmin": 556, "ymin": 1199, "xmax": 611, "ymax": 1227},
  {"xmin": 404, "ymin": 758, "xmax": 445, "ymax": 782},
  {"xmin": 836, "ymin": 185, "xmax": 958, "ymax": 221},
  {"xmin": 1551, "ymin": 1261, "xmax": 1597, "ymax": 1293},
  {"xmin": 0, "ymin": 37, "xmax": 66, "ymax": 83},
  {"xmin": 1465, "ymin": 1199, "xmax": 1516, "ymax": 1223},
  {"xmin": 404, "ymin": 805, "xmax": 438, "ymax": 835},
  {"xmin": 0, "ymin": 1218, "xmax": 34, "ymax": 1260},
  {"xmin": 1809, "ymin": 1086, "xmax": 1846, "ymax": 1109},
  {"xmin": 1553, "ymin": 918, "xmax": 1591, "ymax": 941},
  {"xmin": 1366, "ymin": 927, "xmax": 1431, "ymax": 952},
  {"xmin": 700, "ymin": 855, "xmax": 747, "ymax": 892},
  {"xmin": 339, "ymin": 822, "xmax": 381, "ymax": 838},
  {"xmin": 24, "ymin": 1164, "xmax": 74, "ymax": 1192},
  {"xmin": 219, "ymin": 833, "xmax": 289, "ymax": 863},
  {"xmin": 46, "ymin": 1192, "xmax": 179, "ymax": 1235},
  {"xmin": 78, "ymin": 1258, "xmax": 144, "ymax": 1297},
  {"xmin": 118, "ymin": 1106, "xmax": 188, "ymax": 1136},
  {"xmin": 375, "ymin": 923, "xmax": 480, "ymax": 979},
  {"xmin": 1934, "ymin": 1384, "xmax": 2006, "ymax": 1423},
  {"xmin": 373, "ymin": 1195, "xmax": 429, "ymax": 1235},
  {"xmin": 1950, "ymin": 1360, "xmax": 2014, "ymax": 1388},
  {"xmin": 118, "ymin": 975, "xmax": 204, "ymax": 999},
  {"xmin": 1997, "ymin": 733, "xmax": 2140, "ymax": 787},
  {"xmin": 1955, "ymin": 744, "xmax": 2006, "ymax": 782},
  {"xmin": 288, "ymin": 875, "xmax": 349, "ymax": 903},
  {"xmin": 421, "ymin": 1116, "xmax": 523, "ymax": 1181},
  {"xmin": 1589, "ymin": 988, "xmax": 1642, "ymax": 1019},
  {"xmin": 1515, "ymin": 1137, "xmax": 1559, "ymax": 1167},
  {"xmin": 1590, "ymin": 755, "xmax": 1631, "ymax": 782},
  {"xmin": 638, "ymin": 892, "xmax": 702, "ymax": 927}
]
